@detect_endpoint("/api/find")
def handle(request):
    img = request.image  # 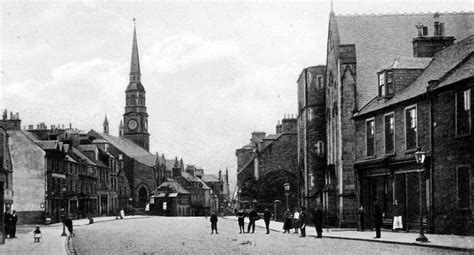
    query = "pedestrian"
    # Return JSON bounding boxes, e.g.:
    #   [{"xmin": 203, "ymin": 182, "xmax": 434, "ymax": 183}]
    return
[
  {"xmin": 283, "ymin": 209, "xmax": 292, "ymax": 233},
  {"xmin": 299, "ymin": 207, "xmax": 306, "ymax": 237},
  {"xmin": 4, "ymin": 209, "xmax": 11, "ymax": 239},
  {"xmin": 293, "ymin": 209, "xmax": 300, "ymax": 233},
  {"xmin": 10, "ymin": 210, "xmax": 18, "ymax": 238},
  {"xmin": 120, "ymin": 208, "xmax": 125, "ymax": 219},
  {"xmin": 359, "ymin": 206, "xmax": 365, "ymax": 231},
  {"xmin": 236, "ymin": 208, "xmax": 246, "ymax": 233},
  {"xmin": 63, "ymin": 216, "xmax": 74, "ymax": 237},
  {"xmin": 210, "ymin": 211, "xmax": 218, "ymax": 234},
  {"xmin": 373, "ymin": 203, "xmax": 383, "ymax": 238},
  {"xmin": 247, "ymin": 209, "xmax": 258, "ymax": 233},
  {"xmin": 314, "ymin": 207, "xmax": 323, "ymax": 238},
  {"xmin": 263, "ymin": 208, "xmax": 272, "ymax": 234},
  {"xmin": 33, "ymin": 226, "xmax": 42, "ymax": 243},
  {"xmin": 392, "ymin": 200, "xmax": 403, "ymax": 232}
]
